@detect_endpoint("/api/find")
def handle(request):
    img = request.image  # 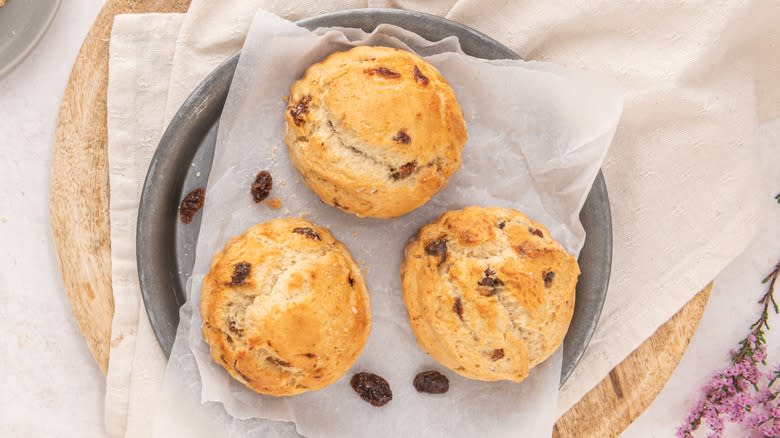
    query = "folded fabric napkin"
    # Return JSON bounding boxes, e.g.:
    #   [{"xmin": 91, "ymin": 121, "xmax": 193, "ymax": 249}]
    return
[{"xmin": 105, "ymin": 0, "xmax": 778, "ymax": 436}]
